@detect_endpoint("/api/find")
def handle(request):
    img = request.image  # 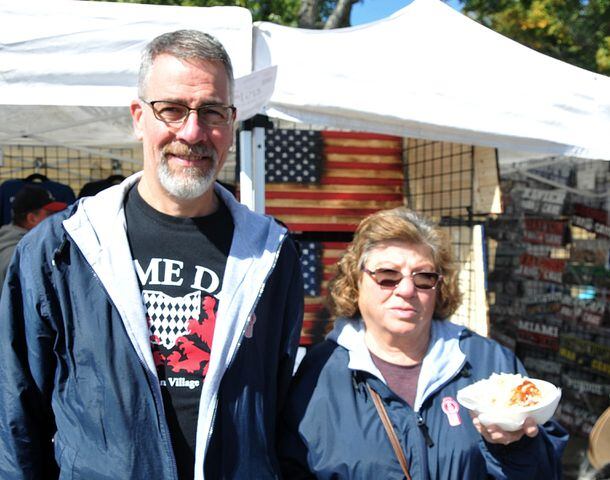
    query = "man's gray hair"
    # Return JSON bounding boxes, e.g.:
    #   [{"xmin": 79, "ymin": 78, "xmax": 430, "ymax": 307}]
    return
[{"xmin": 138, "ymin": 29, "xmax": 234, "ymax": 102}]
